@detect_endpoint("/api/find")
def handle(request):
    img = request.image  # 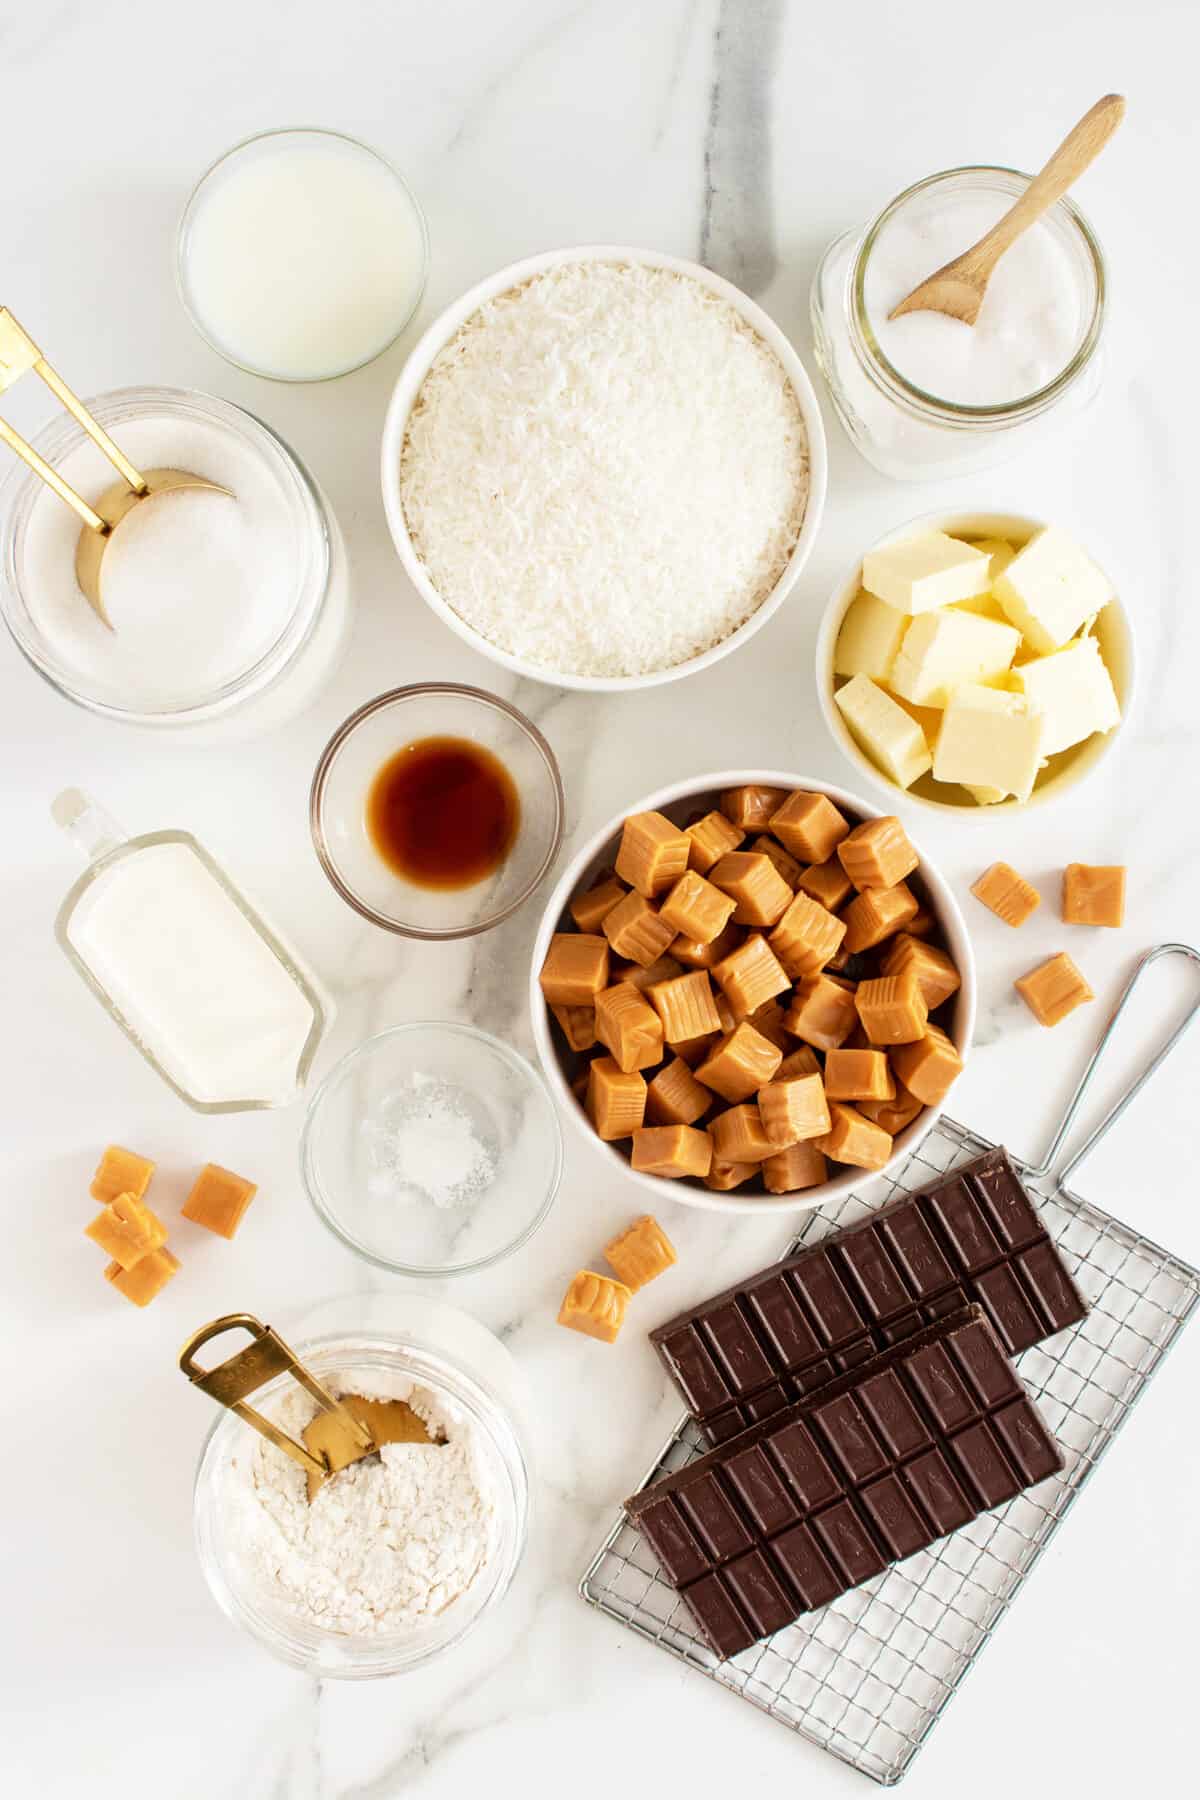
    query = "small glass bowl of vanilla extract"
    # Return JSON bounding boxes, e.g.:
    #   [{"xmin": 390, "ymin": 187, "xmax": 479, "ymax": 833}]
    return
[{"xmin": 310, "ymin": 685, "xmax": 564, "ymax": 937}]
